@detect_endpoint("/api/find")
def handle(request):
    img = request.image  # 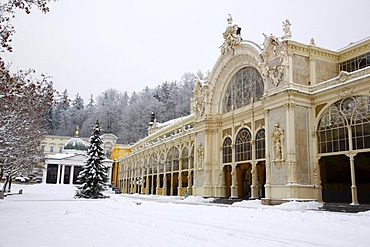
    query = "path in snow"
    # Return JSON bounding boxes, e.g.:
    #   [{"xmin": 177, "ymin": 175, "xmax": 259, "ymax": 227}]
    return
[{"xmin": 0, "ymin": 184, "xmax": 369, "ymax": 247}]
